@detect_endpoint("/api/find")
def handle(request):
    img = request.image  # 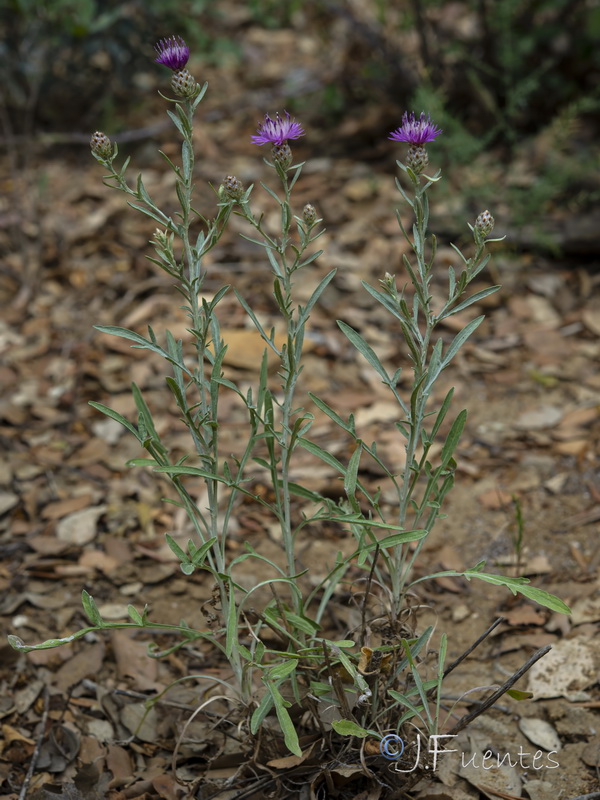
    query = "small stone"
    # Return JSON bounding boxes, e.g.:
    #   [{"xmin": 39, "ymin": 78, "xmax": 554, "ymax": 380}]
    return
[
  {"xmin": 57, "ymin": 505, "xmax": 107, "ymax": 545},
  {"xmin": 518, "ymin": 717, "xmax": 561, "ymax": 751},
  {"xmin": 515, "ymin": 405, "xmax": 563, "ymax": 430},
  {"xmin": 0, "ymin": 491, "xmax": 19, "ymax": 516},
  {"xmin": 97, "ymin": 603, "xmax": 129, "ymax": 620}
]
